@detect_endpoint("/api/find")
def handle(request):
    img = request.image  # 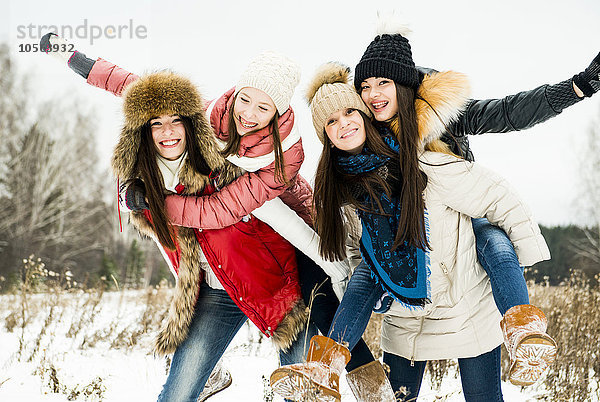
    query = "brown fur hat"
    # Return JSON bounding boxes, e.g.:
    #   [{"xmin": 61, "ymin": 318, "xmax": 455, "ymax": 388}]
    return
[{"xmin": 111, "ymin": 71, "xmax": 225, "ymax": 181}]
